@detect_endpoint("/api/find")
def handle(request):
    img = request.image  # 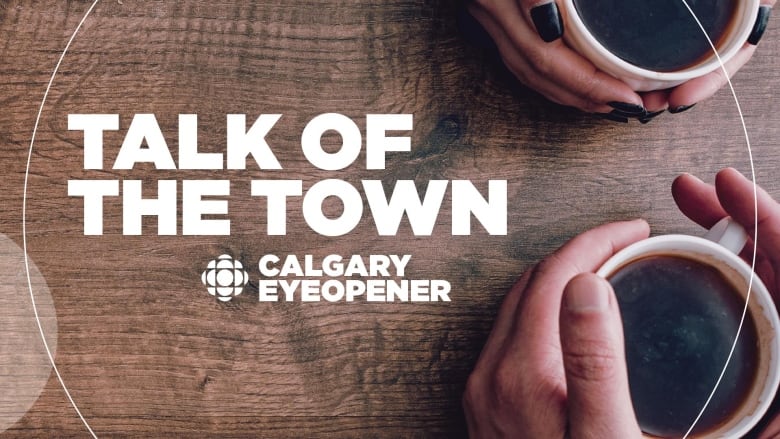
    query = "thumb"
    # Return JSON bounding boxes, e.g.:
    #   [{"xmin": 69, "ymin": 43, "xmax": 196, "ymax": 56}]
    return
[{"xmin": 559, "ymin": 273, "xmax": 642, "ymax": 439}]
